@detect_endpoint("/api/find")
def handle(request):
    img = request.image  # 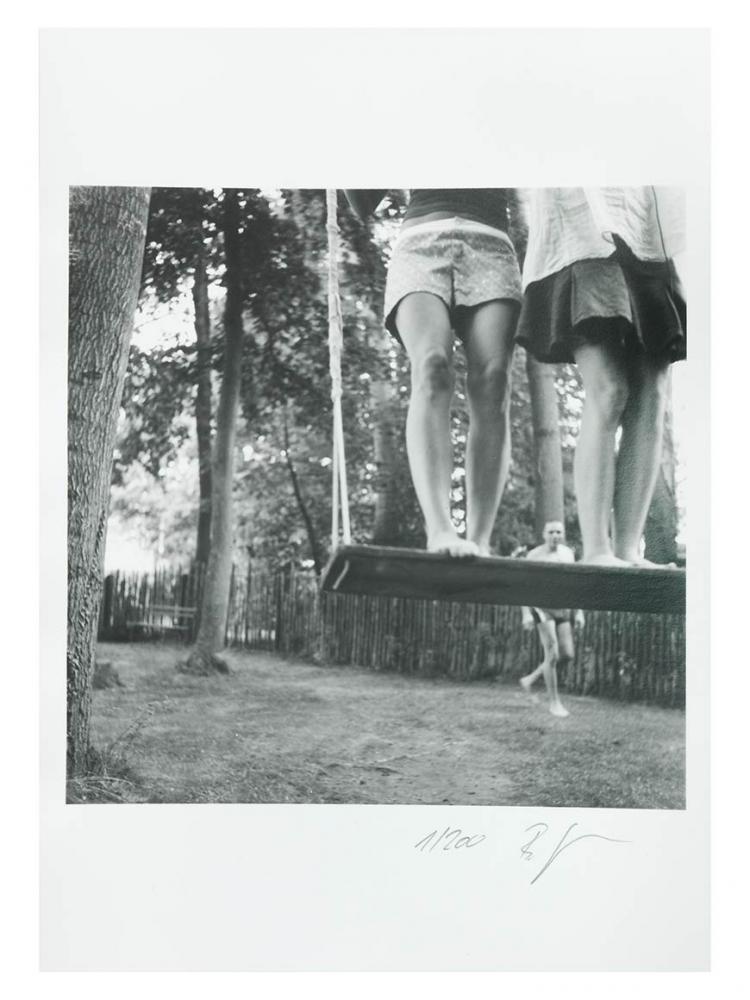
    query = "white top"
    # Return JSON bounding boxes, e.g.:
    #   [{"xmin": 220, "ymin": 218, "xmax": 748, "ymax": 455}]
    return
[{"xmin": 521, "ymin": 186, "xmax": 686, "ymax": 289}]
